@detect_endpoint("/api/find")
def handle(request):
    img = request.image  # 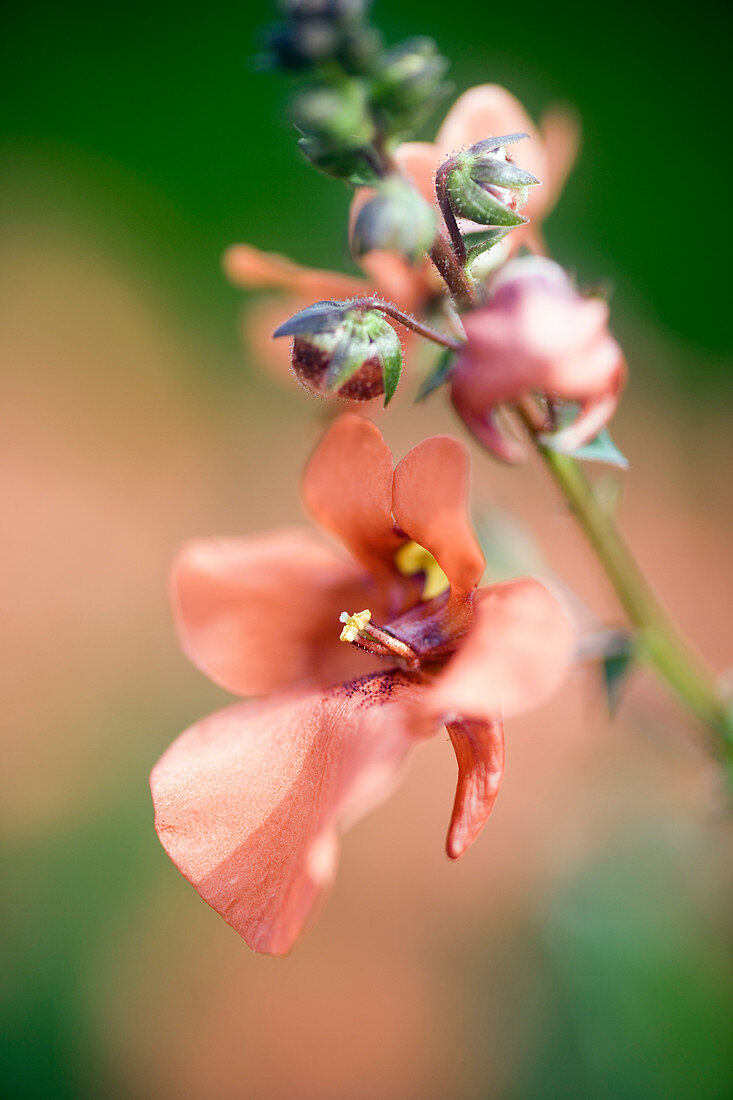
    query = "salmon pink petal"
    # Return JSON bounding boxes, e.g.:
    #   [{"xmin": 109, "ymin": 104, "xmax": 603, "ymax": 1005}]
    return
[
  {"xmin": 449, "ymin": 383, "xmax": 526, "ymax": 464},
  {"xmin": 359, "ymin": 251, "xmax": 428, "ymax": 313},
  {"xmin": 171, "ymin": 528, "xmax": 380, "ymax": 697},
  {"xmin": 150, "ymin": 671, "xmax": 423, "ymax": 954},
  {"xmin": 392, "ymin": 436, "xmax": 485, "ymax": 596},
  {"xmin": 429, "ymin": 578, "xmax": 573, "ymax": 720},
  {"xmin": 445, "ymin": 716, "xmax": 505, "ymax": 859},
  {"xmin": 223, "ymin": 243, "xmax": 368, "ymax": 298},
  {"xmin": 240, "ymin": 296, "xmax": 301, "ymax": 382},
  {"xmin": 302, "ymin": 415, "xmax": 403, "ymax": 577},
  {"xmin": 394, "ymin": 141, "xmax": 441, "ymax": 206},
  {"xmin": 538, "ymin": 105, "xmax": 581, "ymax": 217}
]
